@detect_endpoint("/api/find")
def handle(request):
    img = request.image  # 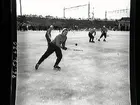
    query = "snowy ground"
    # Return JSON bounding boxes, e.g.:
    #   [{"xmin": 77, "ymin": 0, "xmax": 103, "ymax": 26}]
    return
[{"xmin": 16, "ymin": 30, "xmax": 130, "ymax": 105}]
